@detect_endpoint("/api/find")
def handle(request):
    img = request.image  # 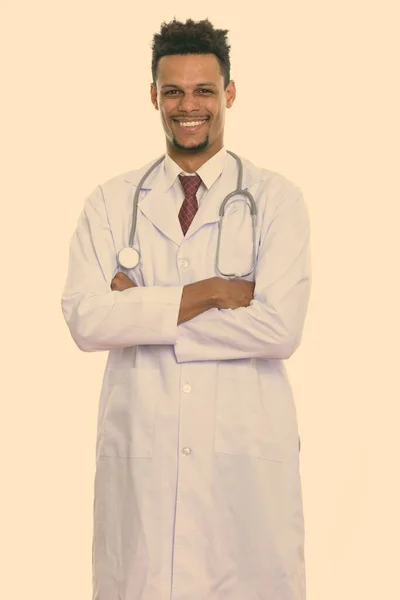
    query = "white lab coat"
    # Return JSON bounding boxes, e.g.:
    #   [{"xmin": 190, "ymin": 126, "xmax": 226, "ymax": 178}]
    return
[{"xmin": 62, "ymin": 151, "xmax": 311, "ymax": 600}]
